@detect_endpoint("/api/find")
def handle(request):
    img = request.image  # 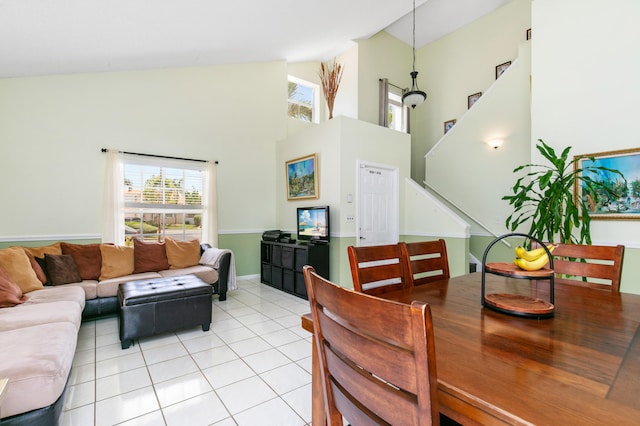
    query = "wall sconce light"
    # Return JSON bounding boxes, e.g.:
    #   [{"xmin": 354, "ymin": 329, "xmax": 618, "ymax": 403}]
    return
[{"xmin": 486, "ymin": 139, "xmax": 504, "ymax": 149}]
